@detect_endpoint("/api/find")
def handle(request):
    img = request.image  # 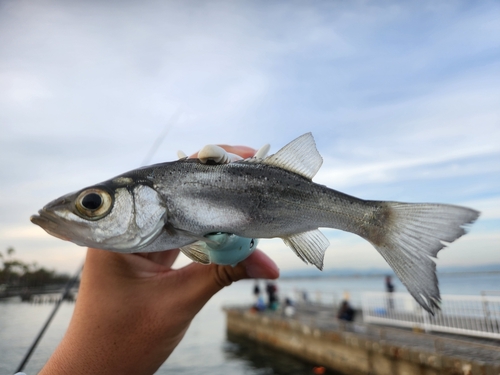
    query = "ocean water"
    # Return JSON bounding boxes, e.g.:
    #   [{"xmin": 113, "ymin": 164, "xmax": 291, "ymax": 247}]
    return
[{"xmin": 1, "ymin": 273, "xmax": 499, "ymax": 375}]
